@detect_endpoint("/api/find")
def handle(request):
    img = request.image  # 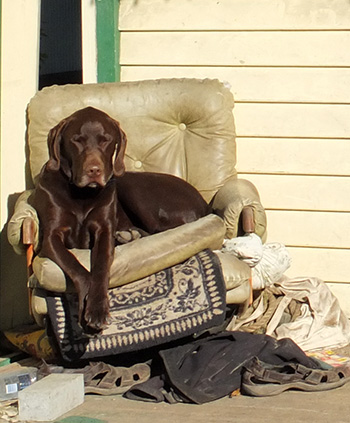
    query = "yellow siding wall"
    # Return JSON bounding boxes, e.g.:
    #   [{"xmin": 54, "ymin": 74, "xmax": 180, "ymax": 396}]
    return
[
  {"xmin": 0, "ymin": 0, "xmax": 41, "ymax": 330},
  {"xmin": 118, "ymin": 0, "xmax": 350, "ymax": 315},
  {"xmin": 1, "ymin": 0, "xmax": 40, "ymax": 226}
]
